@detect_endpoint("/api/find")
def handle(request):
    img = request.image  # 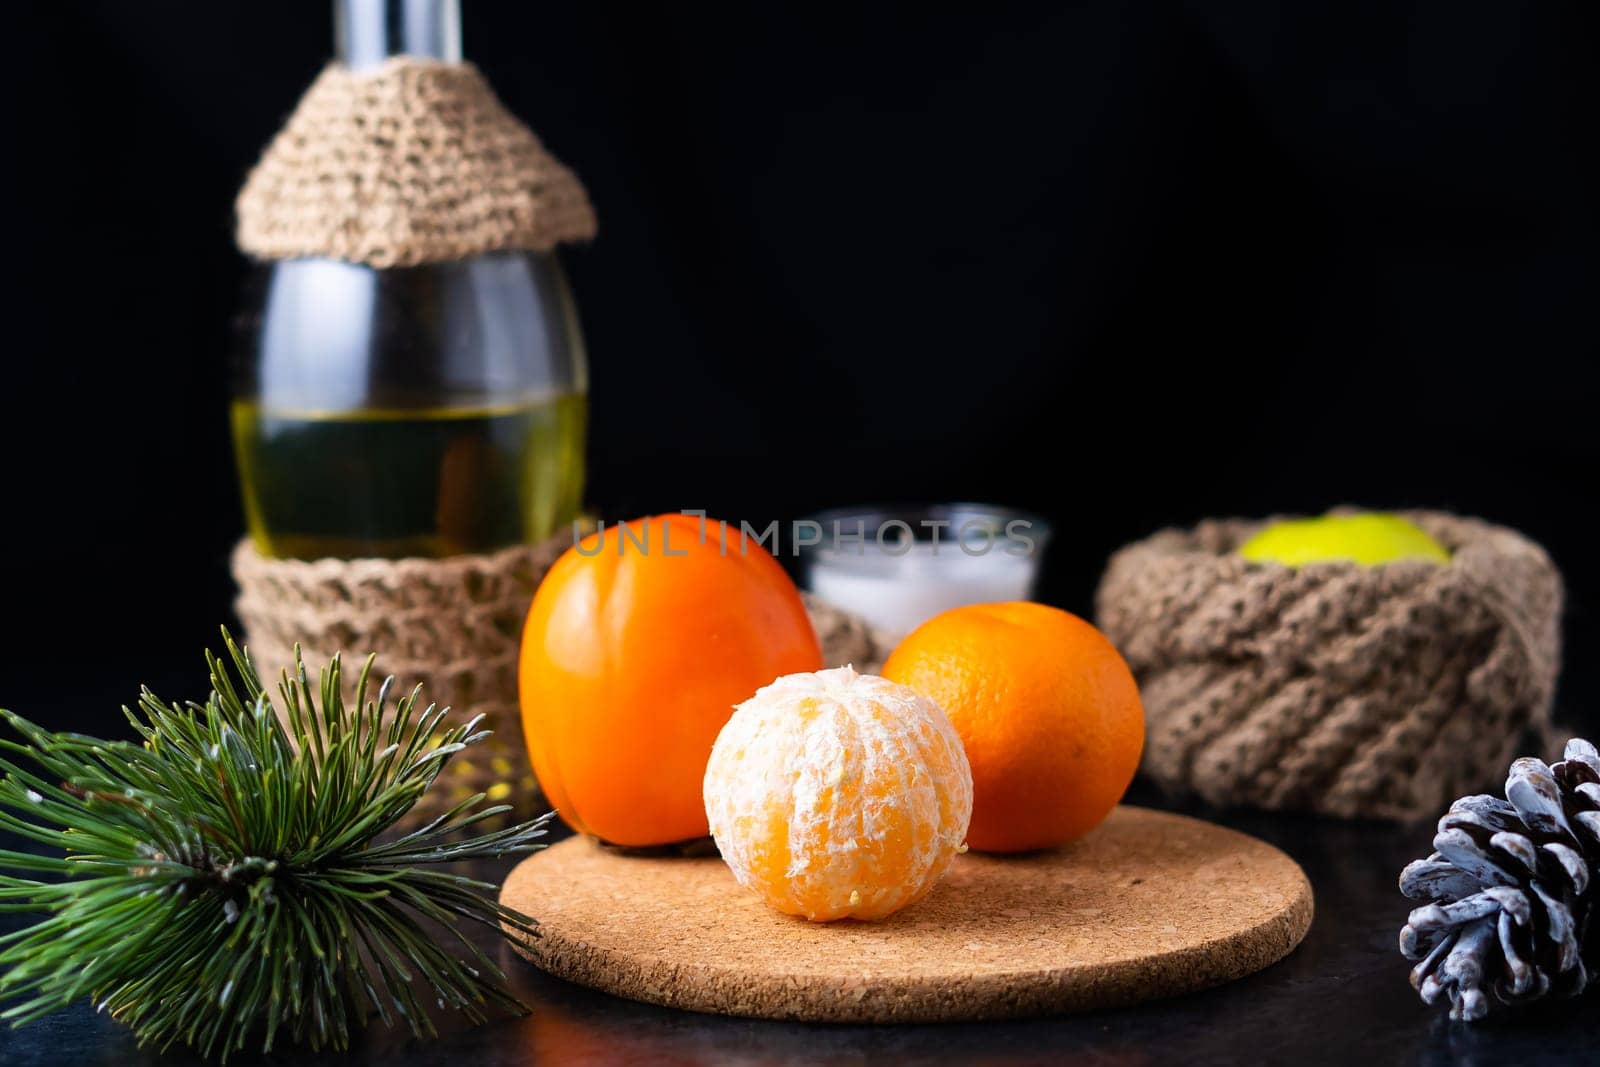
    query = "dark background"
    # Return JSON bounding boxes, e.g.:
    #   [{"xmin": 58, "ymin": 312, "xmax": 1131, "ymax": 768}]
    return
[{"xmin": 1, "ymin": 1, "xmax": 1594, "ymax": 734}]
